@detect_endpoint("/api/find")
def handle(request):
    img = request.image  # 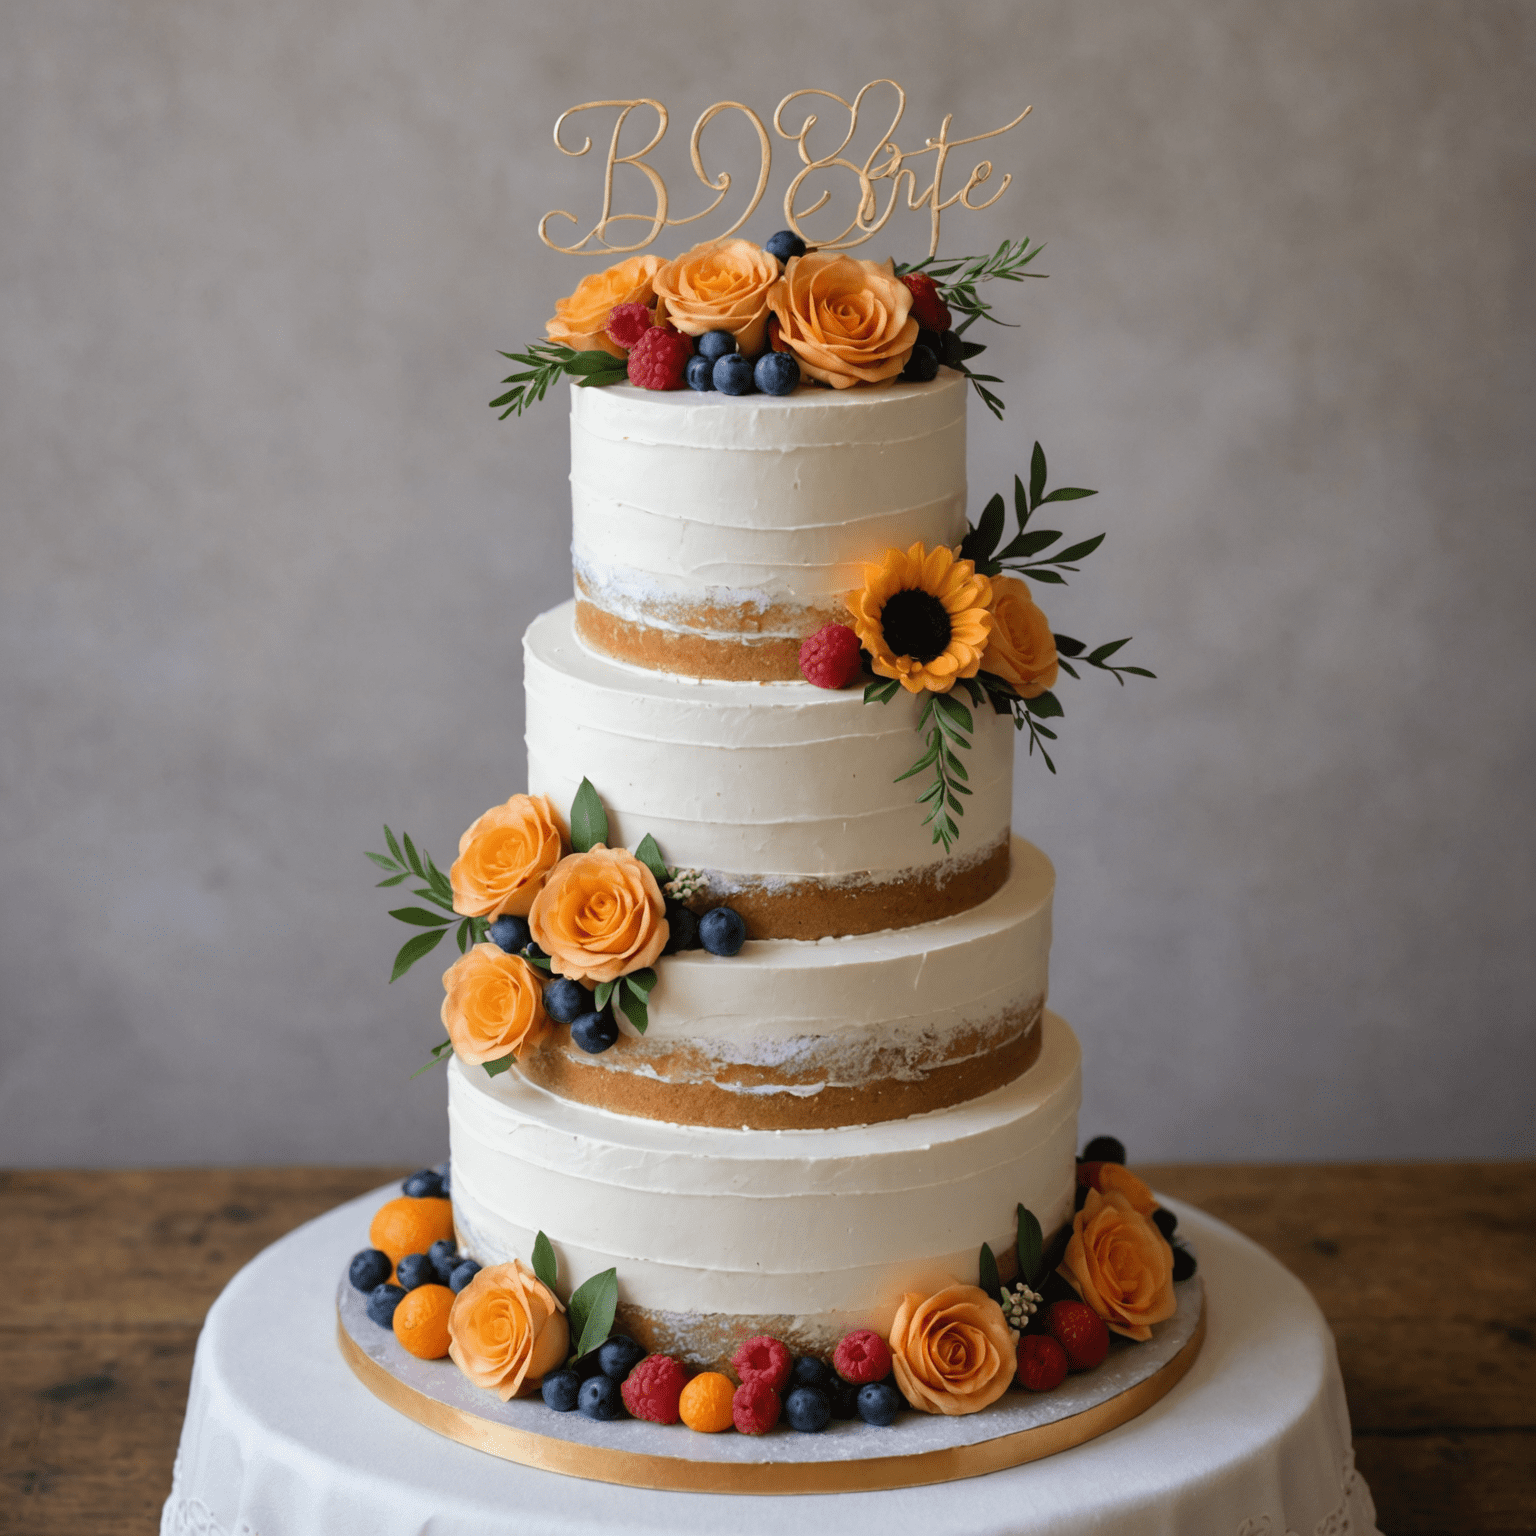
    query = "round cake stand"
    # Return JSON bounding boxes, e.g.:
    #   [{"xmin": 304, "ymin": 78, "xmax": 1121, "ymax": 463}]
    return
[{"xmin": 161, "ymin": 1192, "xmax": 1381, "ymax": 1536}]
